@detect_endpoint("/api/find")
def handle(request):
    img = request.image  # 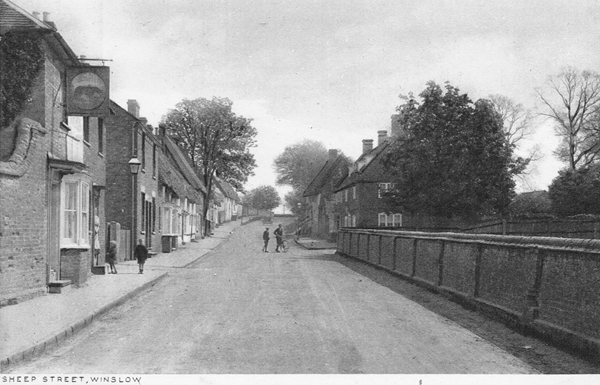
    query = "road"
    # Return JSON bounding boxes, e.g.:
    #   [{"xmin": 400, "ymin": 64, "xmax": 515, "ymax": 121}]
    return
[{"xmin": 7, "ymin": 220, "xmax": 536, "ymax": 374}]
